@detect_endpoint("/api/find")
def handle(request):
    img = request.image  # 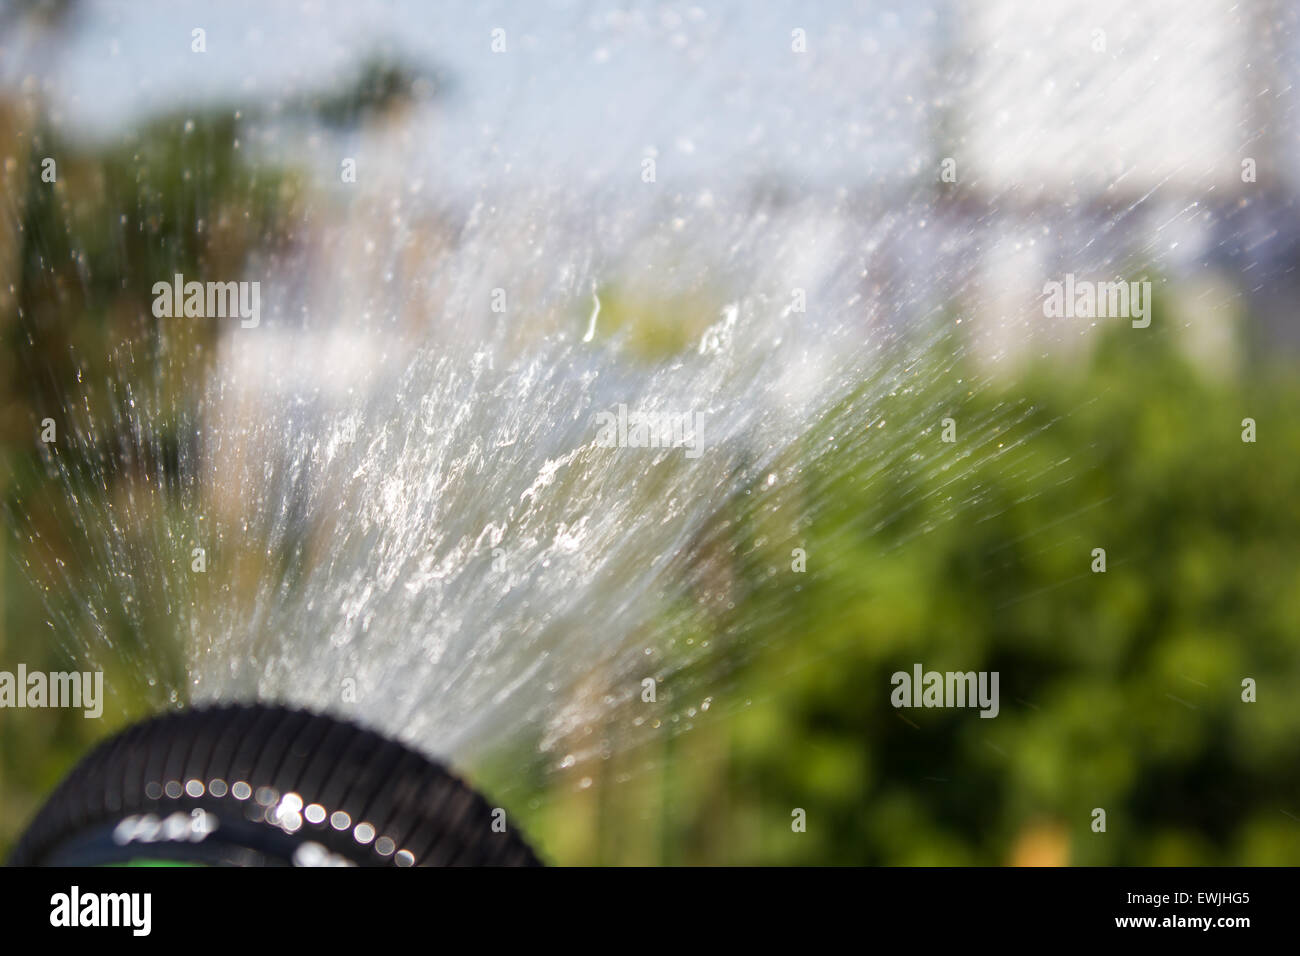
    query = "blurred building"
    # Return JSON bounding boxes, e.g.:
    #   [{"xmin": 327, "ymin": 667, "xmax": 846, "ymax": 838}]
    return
[
  {"xmin": 946, "ymin": 0, "xmax": 1294, "ymax": 367},
  {"xmin": 958, "ymin": 0, "xmax": 1270, "ymax": 199}
]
